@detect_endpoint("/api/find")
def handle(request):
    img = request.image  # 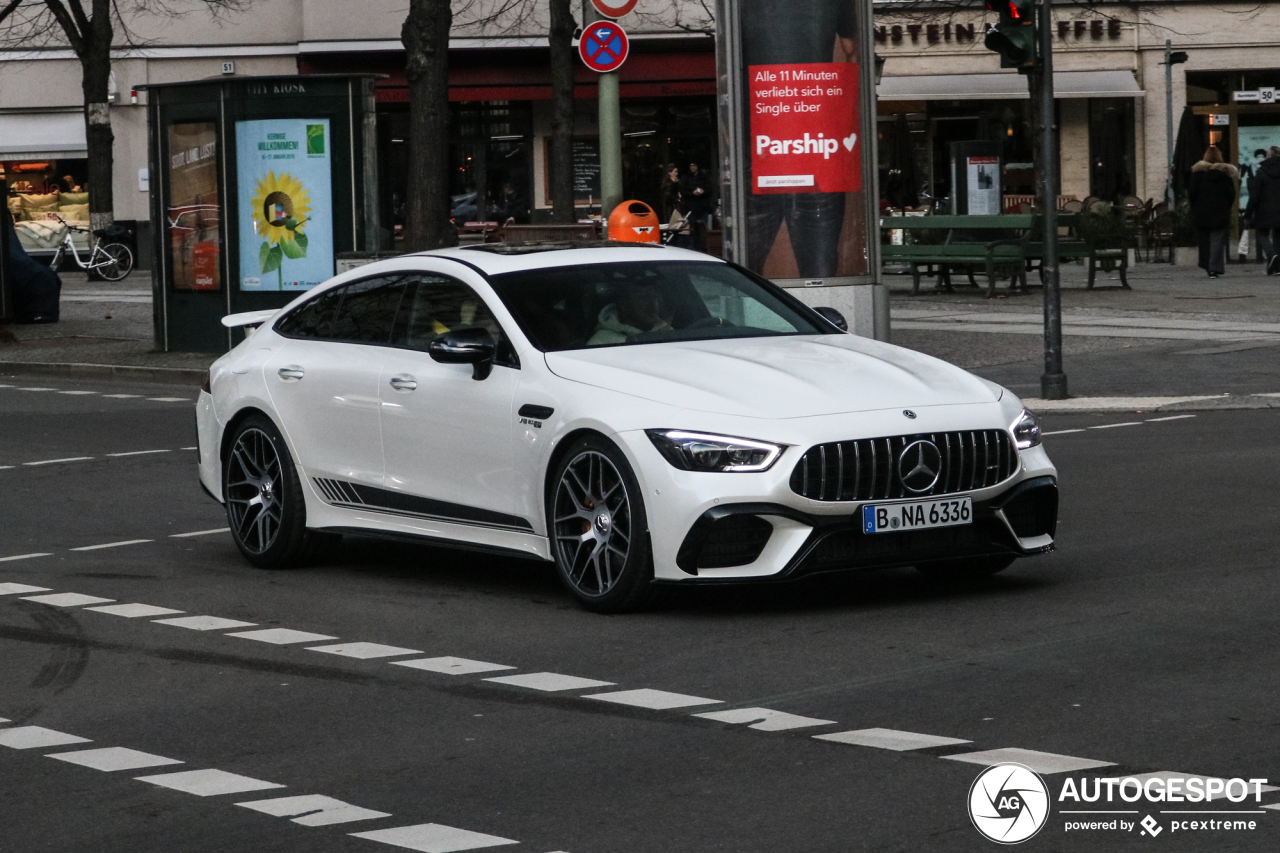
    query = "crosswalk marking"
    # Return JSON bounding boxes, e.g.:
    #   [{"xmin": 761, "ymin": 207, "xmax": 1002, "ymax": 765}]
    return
[
  {"xmin": 85, "ymin": 603, "xmax": 184, "ymax": 618},
  {"xmin": 484, "ymin": 672, "xmax": 614, "ymax": 692},
  {"xmin": 943, "ymin": 747, "xmax": 1116, "ymax": 774},
  {"xmin": 584, "ymin": 688, "xmax": 722, "ymax": 710},
  {"xmin": 48, "ymin": 747, "xmax": 183, "ymax": 772},
  {"xmin": 154, "ymin": 615, "xmax": 257, "ymax": 631},
  {"xmin": 694, "ymin": 707, "xmax": 837, "ymax": 731},
  {"xmin": 135, "ymin": 768, "xmax": 286, "ymax": 796},
  {"xmin": 237, "ymin": 793, "xmax": 391, "ymax": 826},
  {"xmin": 20, "ymin": 592, "xmax": 115, "ymax": 607},
  {"xmin": 0, "ymin": 582, "xmax": 51, "ymax": 593},
  {"xmin": 0, "ymin": 726, "xmax": 91, "ymax": 750},
  {"xmin": 814, "ymin": 728, "xmax": 971, "ymax": 751},
  {"xmin": 307, "ymin": 642, "xmax": 423, "ymax": 660},
  {"xmin": 391, "ymin": 656, "xmax": 514, "ymax": 675},
  {"xmin": 351, "ymin": 823, "xmax": 518, "ymax": 852},
  {"xmin": 227, "ymin": 628, "xmax": 339, "ymax": 645}
]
